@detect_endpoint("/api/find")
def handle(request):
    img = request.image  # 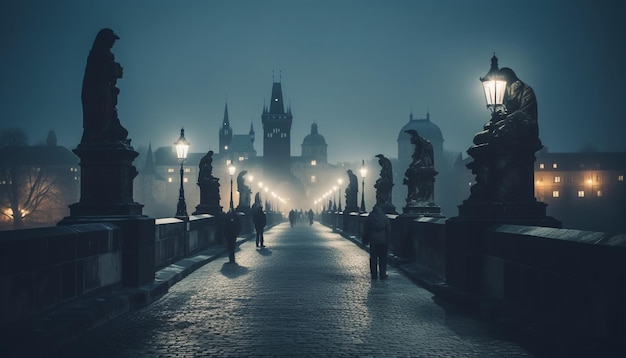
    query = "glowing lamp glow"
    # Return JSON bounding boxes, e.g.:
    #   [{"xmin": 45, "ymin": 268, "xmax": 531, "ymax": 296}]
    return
[
  {"xmin": 174, "ymin": 128, "xmax": 190, "ymax": 161},
  {"xmin": 481, "ymin": 54, "xmax": 507, "ymax": 110}
]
